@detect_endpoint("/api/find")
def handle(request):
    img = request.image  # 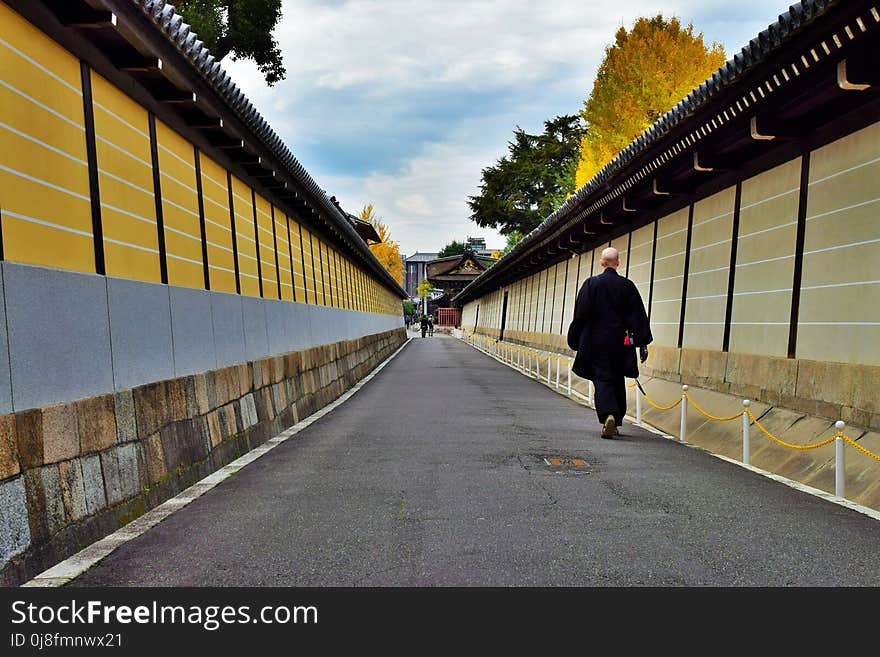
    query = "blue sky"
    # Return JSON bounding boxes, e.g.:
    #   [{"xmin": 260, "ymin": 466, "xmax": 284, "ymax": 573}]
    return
[{"xmin": 222, "ymin": 0, "xmax": 783, "ymax": 256}]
